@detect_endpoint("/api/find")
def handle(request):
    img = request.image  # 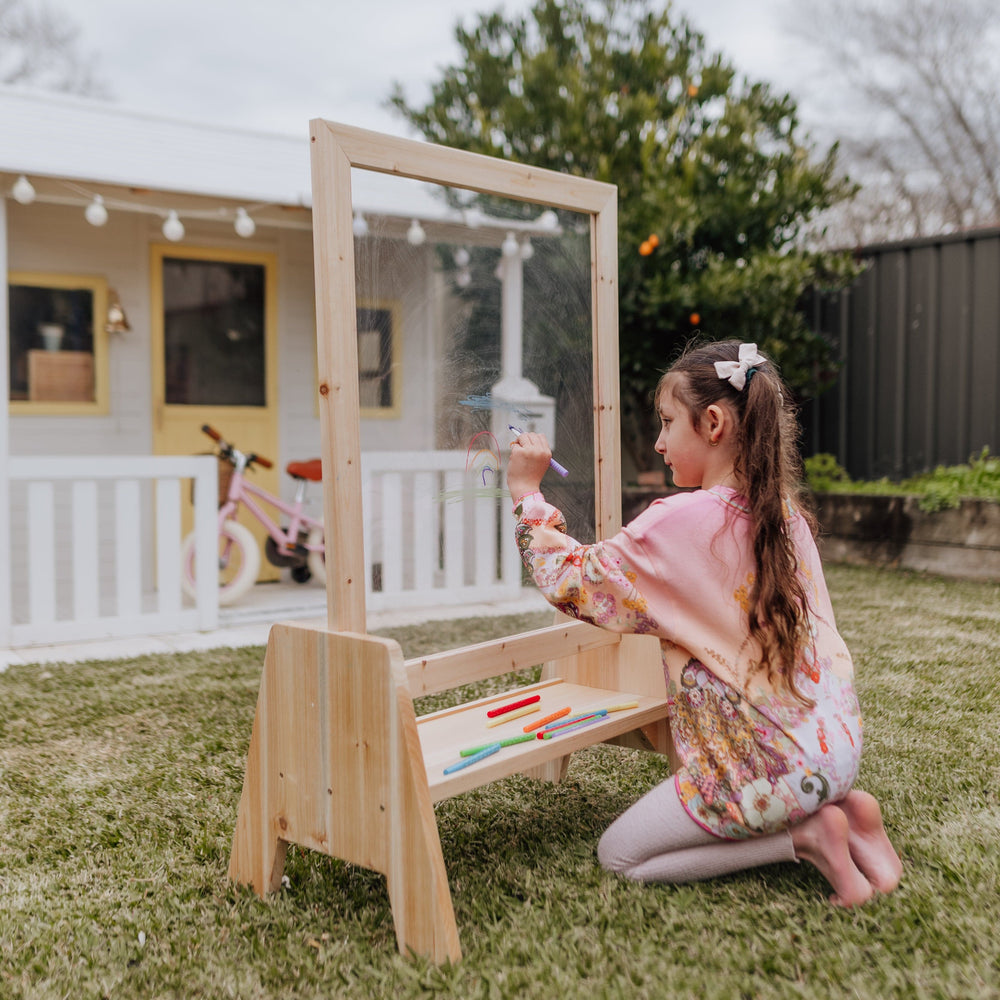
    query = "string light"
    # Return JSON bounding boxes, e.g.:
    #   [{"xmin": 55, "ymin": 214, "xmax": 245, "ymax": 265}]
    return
[
  {"xmin": 406, "ymin": 219, "xmax": 426, "ymax": 246},
  {"xmin": 84, "ymin": 195, "xmax": 108, "ymax": 227},
  {"xmin": 162, "ymin": 210, "xmax": 185, "ymax": 242},
  {"xmin": 538, "ymin": 209, "xmax": 559, "ymax": 230},
  {"xmin": 502, "ymin": 231, "xmax": 519, "ymax": 257},
  {"xmin": 352, "ymin": 211, "xmax": 369, "ymax": 237},
  {"xmin": 12, "ymin": 174, "xmax": 35, "ymax": 204},
  {"xmin": 234, "ymin": 207, "xmax": 255, "ymax": 238}
]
